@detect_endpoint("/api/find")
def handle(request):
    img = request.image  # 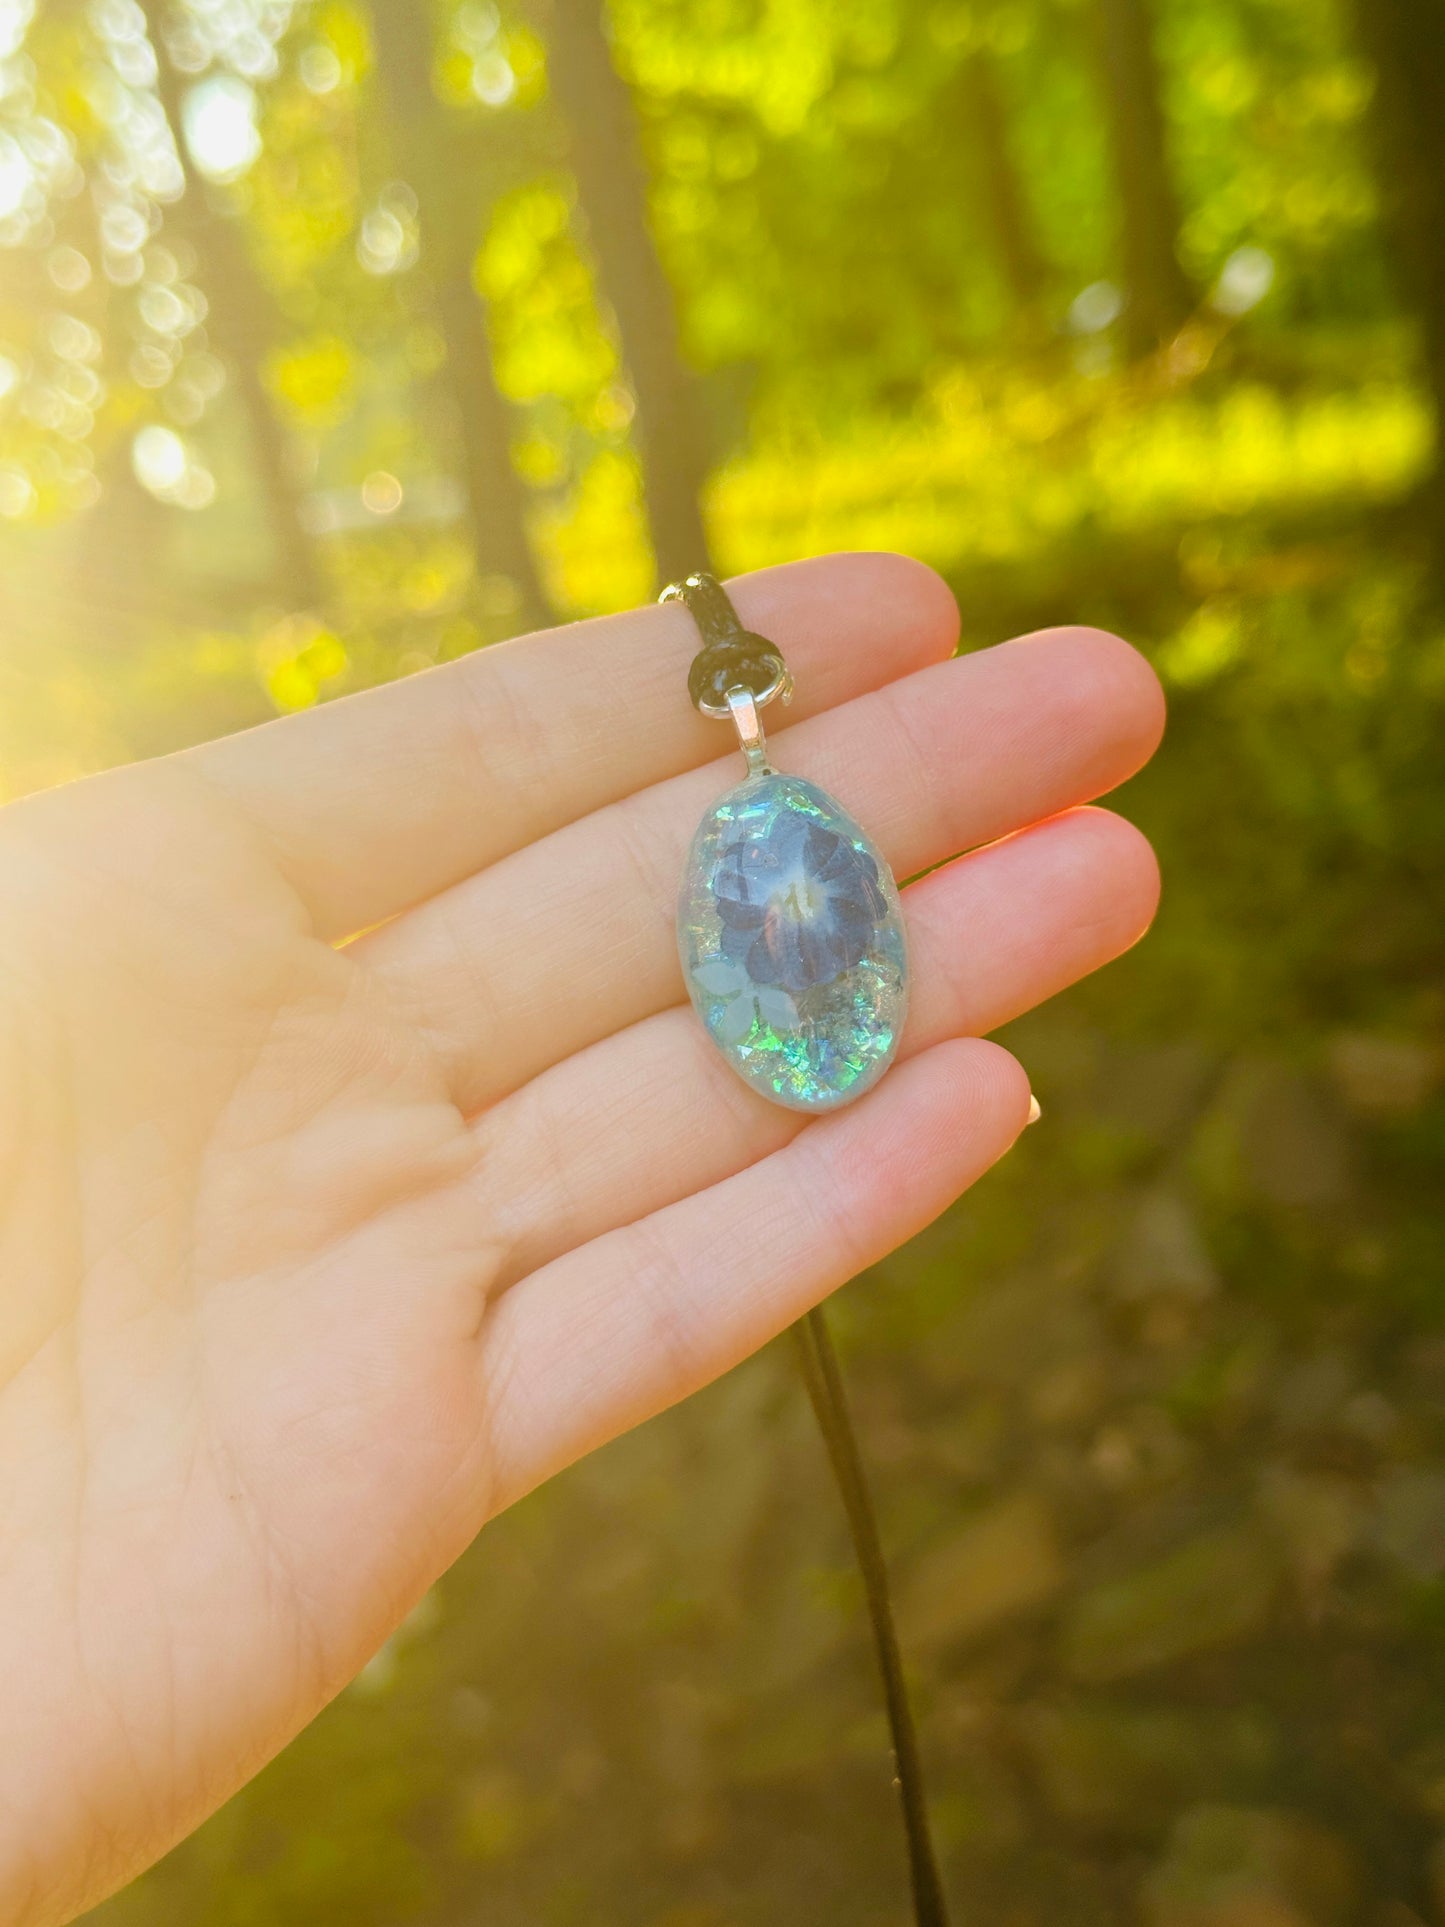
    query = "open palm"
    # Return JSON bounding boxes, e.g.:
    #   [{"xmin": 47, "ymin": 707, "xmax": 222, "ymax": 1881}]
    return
[{"xmin": 0, "ymin": 554, "xmax": 1163, "ymax": 1924}]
